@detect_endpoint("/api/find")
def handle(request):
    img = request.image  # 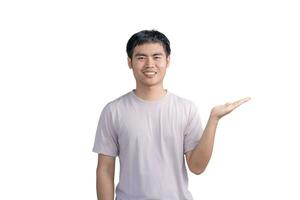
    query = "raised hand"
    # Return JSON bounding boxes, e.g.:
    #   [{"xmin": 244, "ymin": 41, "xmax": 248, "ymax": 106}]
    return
[{"xmin": 210, "ymin": 97, "xmax": 251, "ymax": 120}]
